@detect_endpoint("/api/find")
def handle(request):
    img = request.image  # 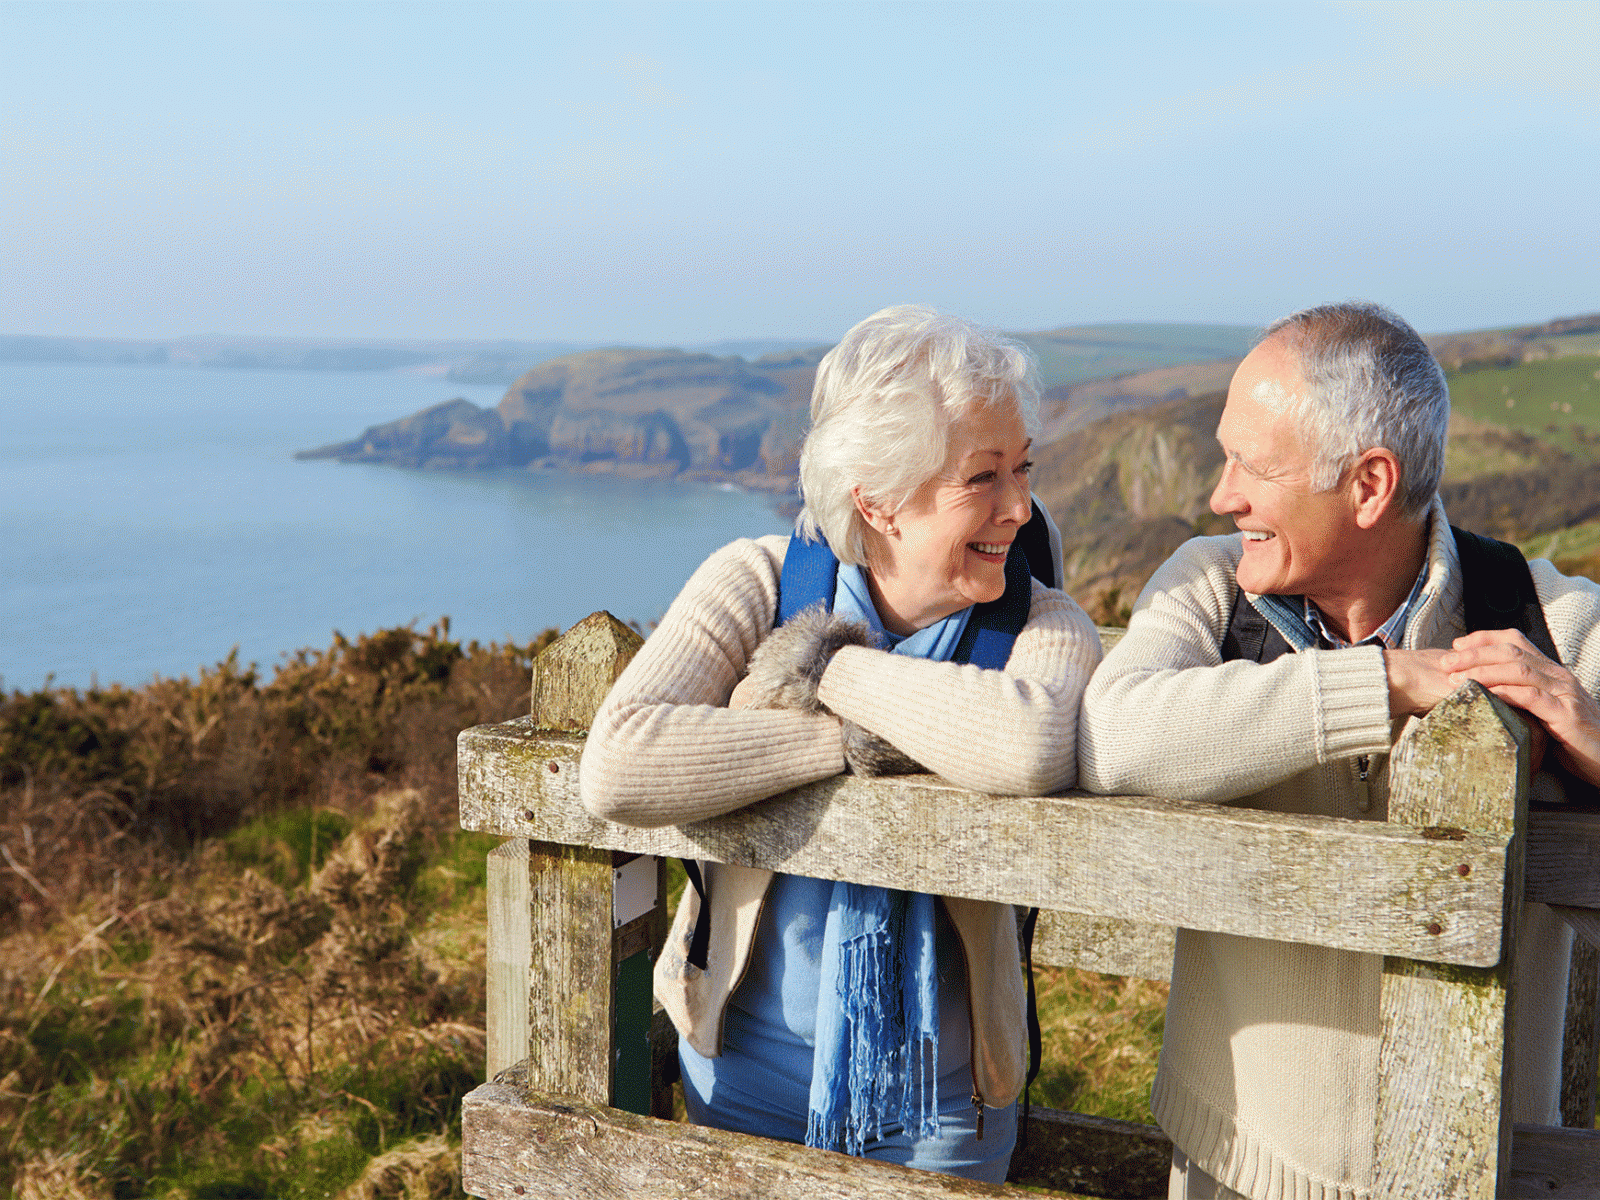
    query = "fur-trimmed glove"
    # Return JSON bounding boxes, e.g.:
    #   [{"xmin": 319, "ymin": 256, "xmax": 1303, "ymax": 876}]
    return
[
  {"xmin": 738, "ymin": 604, "xmax": 927, "ymax": 777},
  {"xmin": 840, "ymin": 720, "xmax": 925, "ymax": 777}
]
